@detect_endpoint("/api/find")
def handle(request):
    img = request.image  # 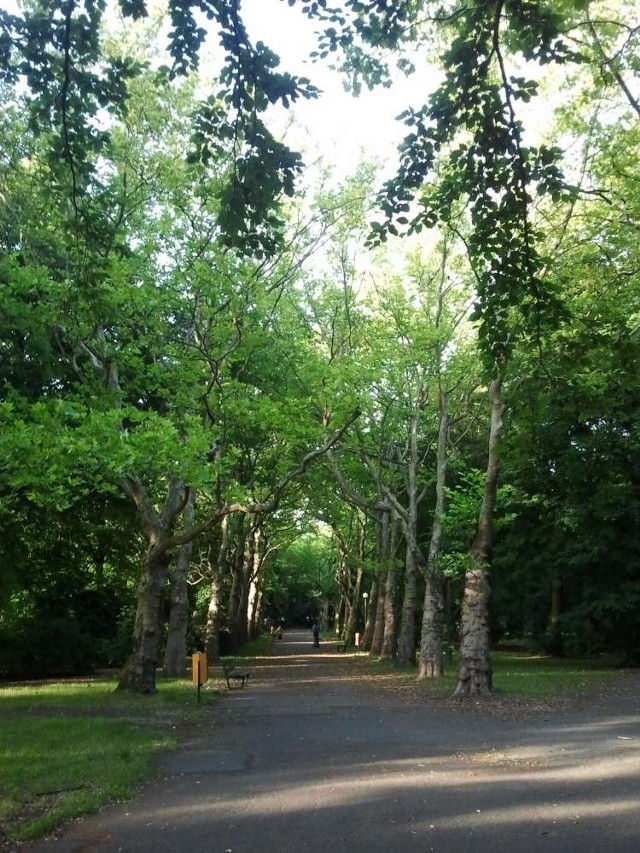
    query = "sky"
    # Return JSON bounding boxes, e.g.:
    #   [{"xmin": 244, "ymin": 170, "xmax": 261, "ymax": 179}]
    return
[
  {"xmin": 3, "ymin": 0, "xmax": 430, "ymax": 192},
  {"xmin": 240, "ymin": 0, "xmax": 435, "ymax": 182},
  {"xmin": 238, "ymin": 2, "xmax": 562, "ymax": 187}
]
